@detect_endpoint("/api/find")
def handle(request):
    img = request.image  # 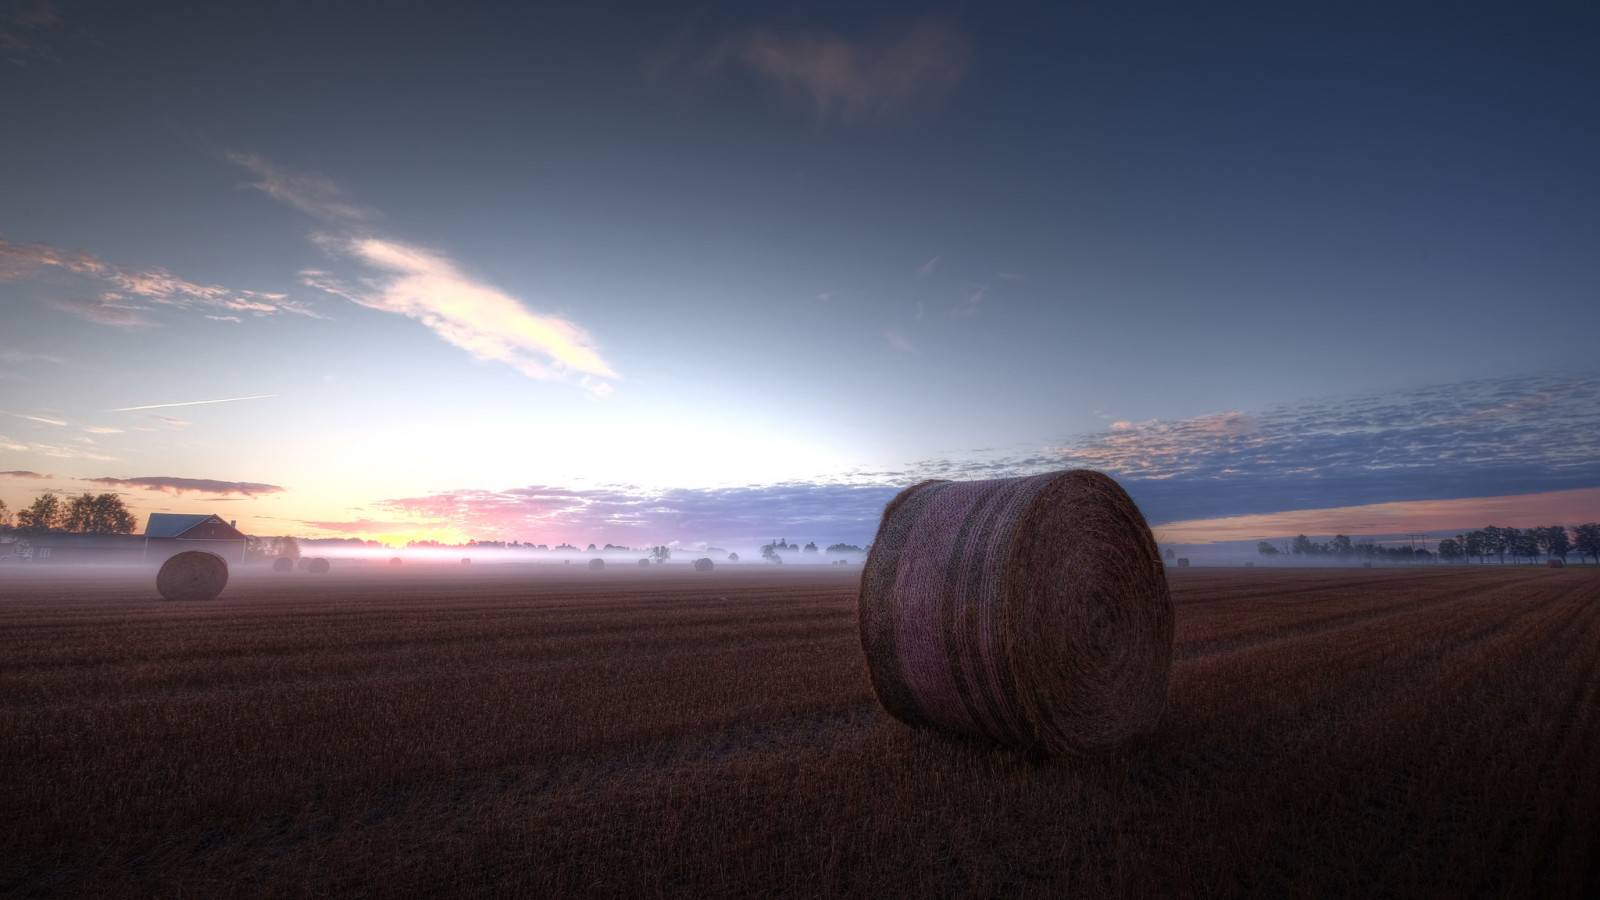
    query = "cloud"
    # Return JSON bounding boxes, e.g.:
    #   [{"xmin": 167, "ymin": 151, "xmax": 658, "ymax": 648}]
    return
[
  {"xmin": 112, "ymin": 395, "xmax": 275, "ymax": 412},
  {"xmin": 916, "ymin": 256, "xmax": 939, "ymax": 278},
  {"xmin": 1, "ymin": 235, "xmax": 317, "ymax": 324},
  {"xmin": 0, "ymin": 469, "xmax": 49, "ymax": 478},
  {"xmin": 370, "ymin": 482, "xmax": 900, "ymax": 546},
  {"xmin": 0, "ymin": 0, "xmax": 68, "ymax": 67},
  {"xmin": 227, "ymin": 154, "xmax": 618, "ymax": 392},
  {"xmin": 885, "ymin": 327, "xmax": 917, "ymax": 353},
  {"xmin": 305, "ymin": 236, "xmax": 616, "ymax": 385},
  {"xmin": 707, "ymin": 17, "xmax": 971, "ymax": 121},
  {"xmin": 86, "ymin": 476, "xmax": 285, "ymax": 497},
  {"xmin": 226, "ymin": 152, "xmax": 376, "ymax": 223}
]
